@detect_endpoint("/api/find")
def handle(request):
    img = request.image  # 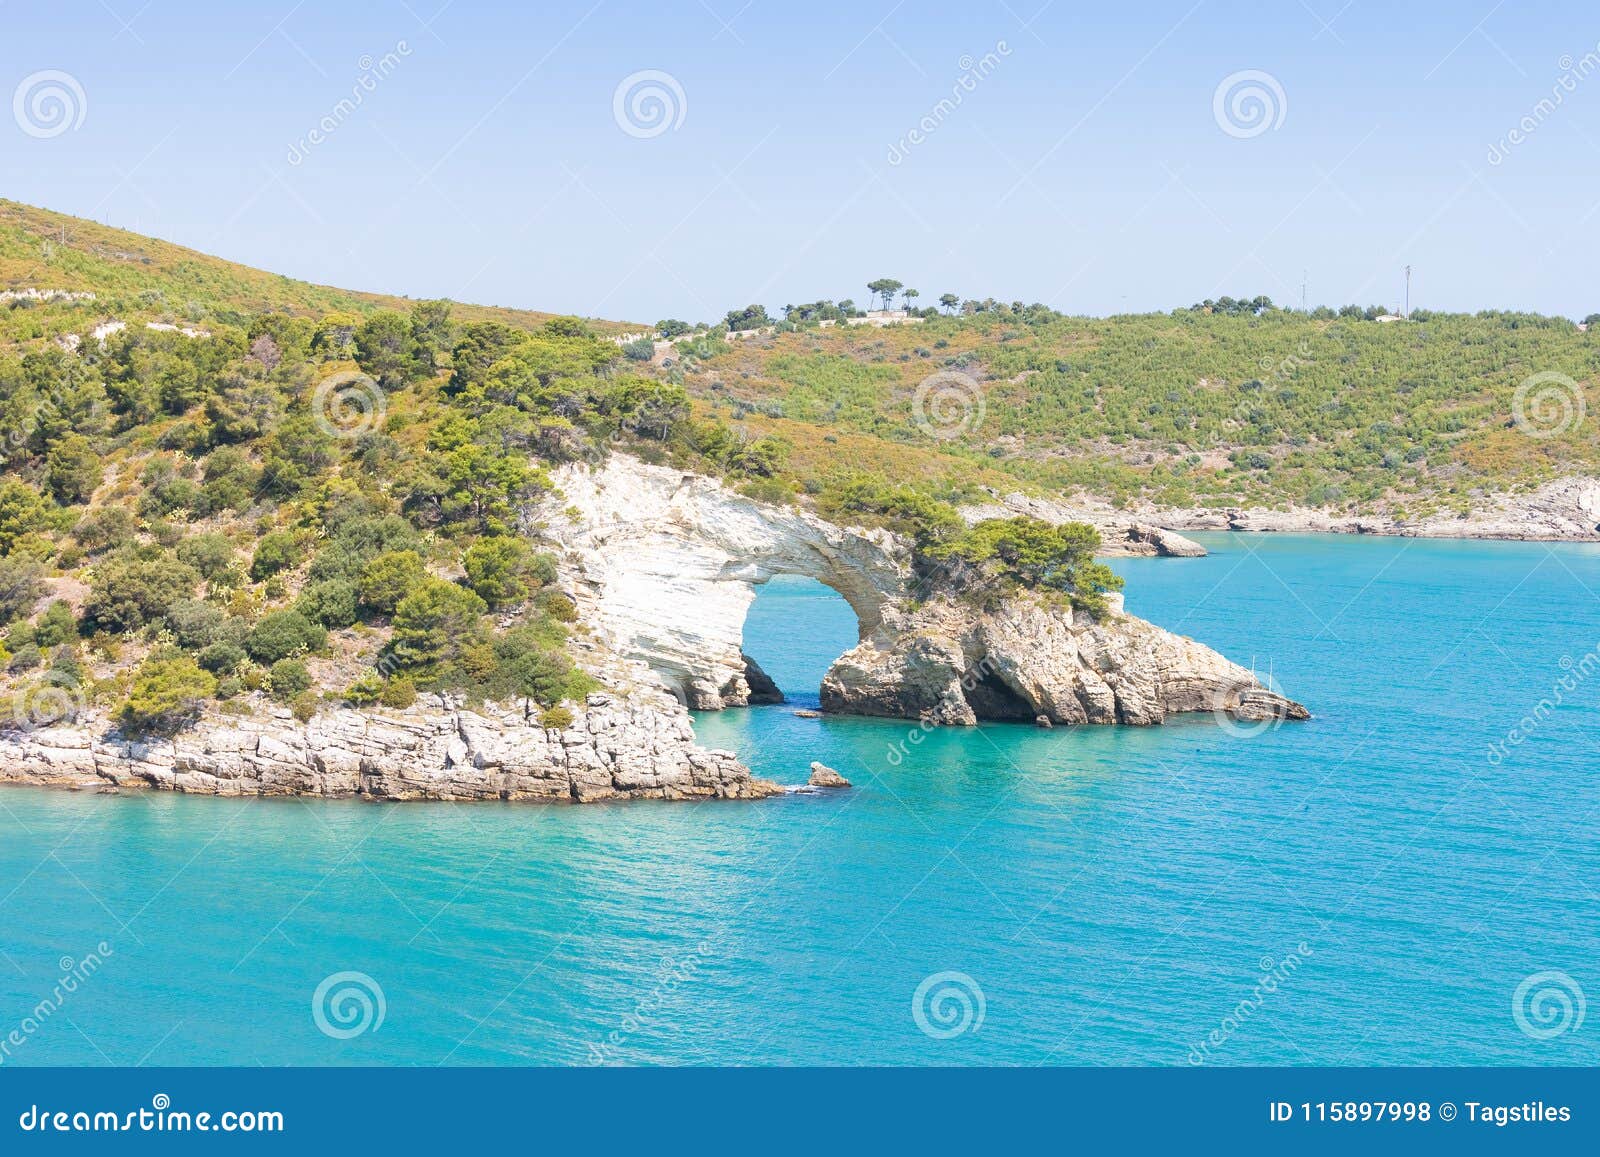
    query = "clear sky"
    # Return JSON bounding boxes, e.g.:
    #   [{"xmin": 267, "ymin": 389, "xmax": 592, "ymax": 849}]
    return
[{"xmin": 3, "ymin": 1, "xmax": 1598, "ymax": 322}]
